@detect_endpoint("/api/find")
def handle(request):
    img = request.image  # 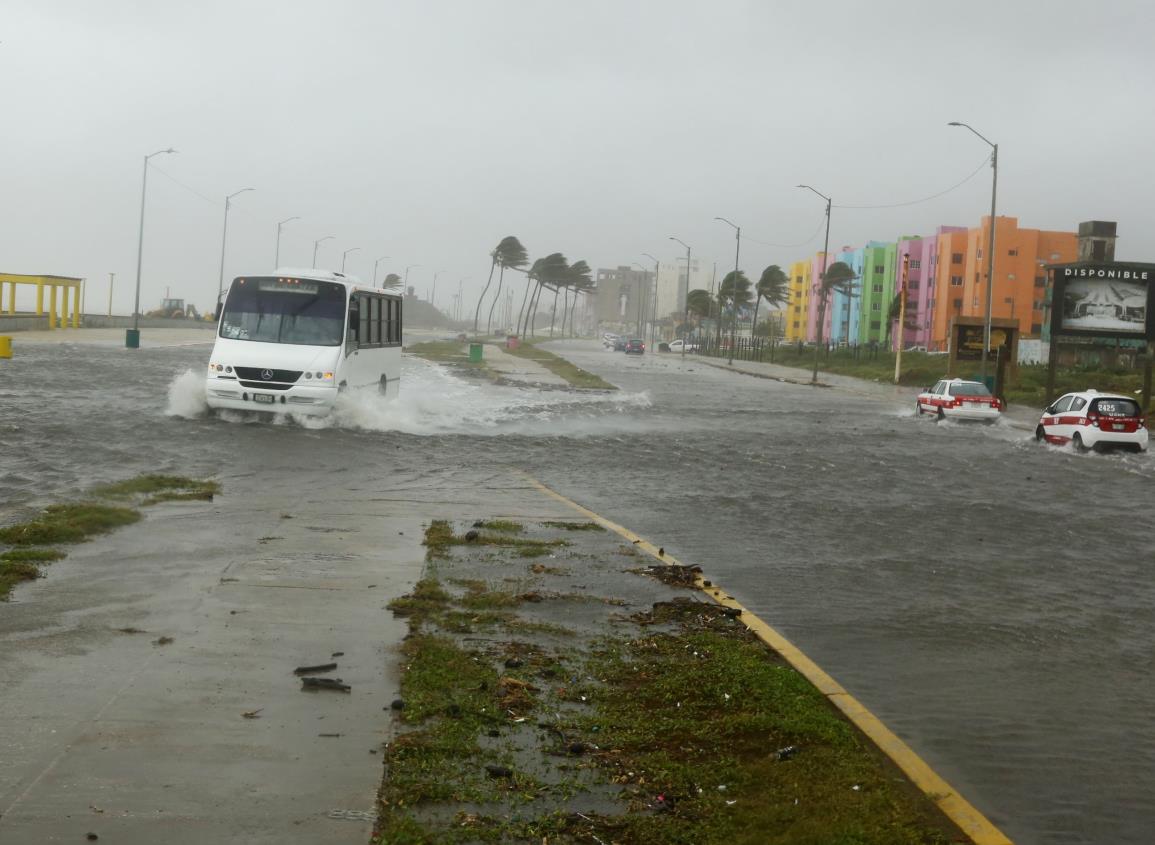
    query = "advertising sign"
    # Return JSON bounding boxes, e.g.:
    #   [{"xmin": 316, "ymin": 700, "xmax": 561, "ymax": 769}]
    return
[
  {"xmin": 954, "ymin": 323, "xmax": 1010, "ymax": 360},
  {"xmin": 1050, "ymin": 263, "xmax": 1154, "ymax": 340}
]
